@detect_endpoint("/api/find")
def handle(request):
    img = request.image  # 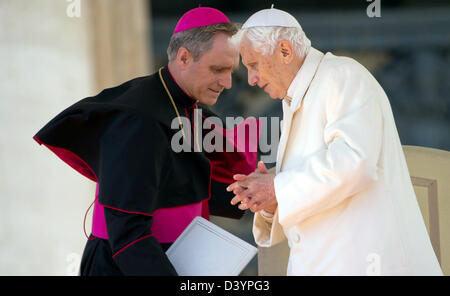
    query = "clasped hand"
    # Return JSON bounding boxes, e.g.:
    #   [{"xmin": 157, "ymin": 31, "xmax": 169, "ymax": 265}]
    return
[{"xmin": 227, "ymin": 161, "xmax": 277, "ymax": 214}]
